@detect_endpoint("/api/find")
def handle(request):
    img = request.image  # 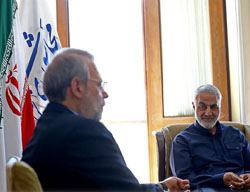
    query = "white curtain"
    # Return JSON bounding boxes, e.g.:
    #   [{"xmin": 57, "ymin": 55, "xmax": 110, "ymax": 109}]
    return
[
  {"xmin": 160, "ymin": 0, "xmax": 212, "ymax": 116},
  {"xmin": 226, "ymin": 0, "xmax": 250, "ymax": 124}
]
